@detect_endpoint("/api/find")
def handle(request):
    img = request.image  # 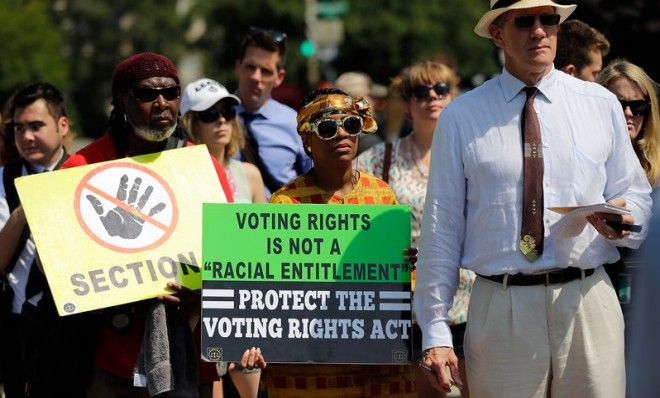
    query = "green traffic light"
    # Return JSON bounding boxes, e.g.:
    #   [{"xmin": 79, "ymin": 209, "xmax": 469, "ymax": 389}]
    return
[{"xmin": 300, "ymin": 40, "xmax": 315, "ymax": 58}]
